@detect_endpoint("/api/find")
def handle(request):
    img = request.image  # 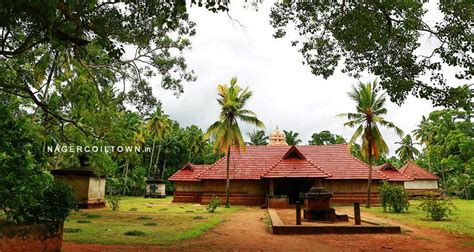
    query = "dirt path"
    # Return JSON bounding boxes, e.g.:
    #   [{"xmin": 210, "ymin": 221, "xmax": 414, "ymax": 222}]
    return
[{"xmin": 64, "ymin": 207, "xmax": 474, "ymax": 251}]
